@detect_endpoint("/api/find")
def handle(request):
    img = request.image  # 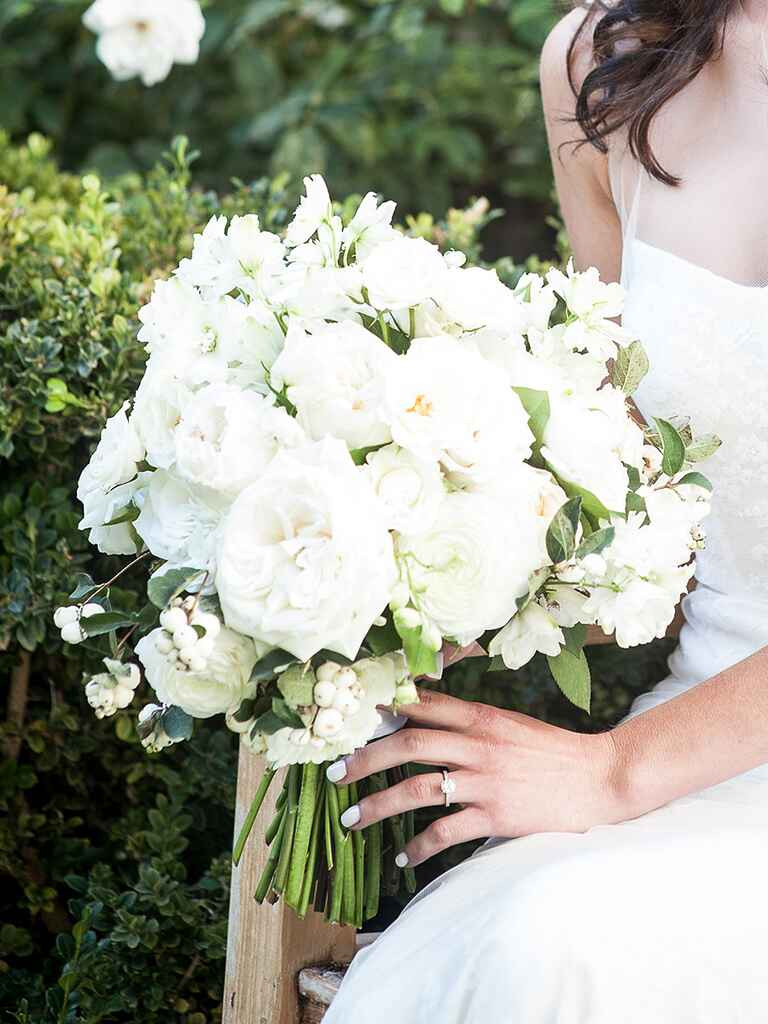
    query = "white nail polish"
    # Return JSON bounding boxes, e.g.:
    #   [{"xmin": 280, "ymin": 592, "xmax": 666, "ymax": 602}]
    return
[
  {"xmin": 395, "ymin": 851, "xmax": 409, "ymax": 868},
  {"xmin": 340, "ymin": 805, "xmax": 360, "ymax": 829},
  {"xmin": 326, "ymin": 759, "xmax": 347, "ymax": 783}
]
